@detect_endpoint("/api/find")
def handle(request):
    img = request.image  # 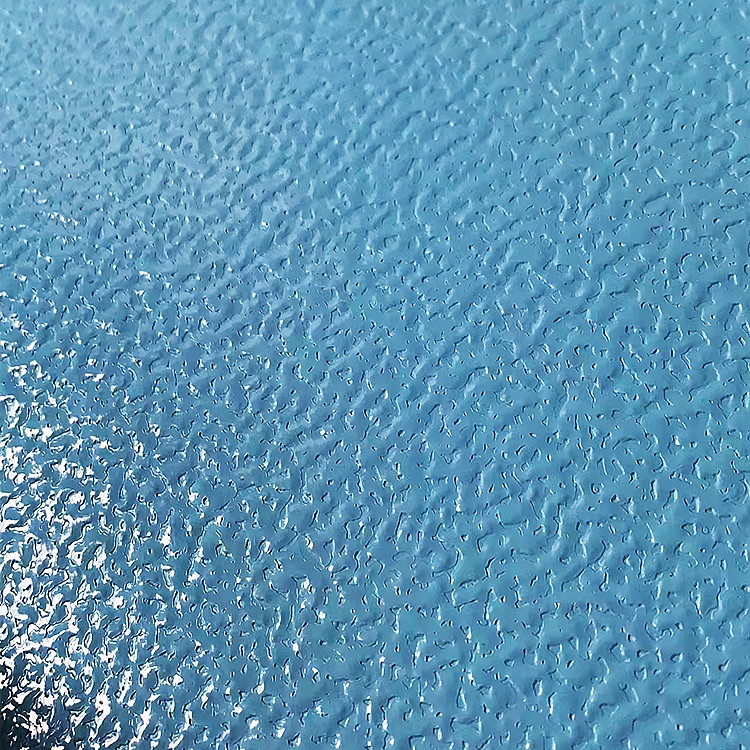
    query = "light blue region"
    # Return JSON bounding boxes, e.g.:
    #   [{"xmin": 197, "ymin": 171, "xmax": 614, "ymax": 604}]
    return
[{"xmin": 0, "ymin": 0, "xmax": 749, "ymax": 748}]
